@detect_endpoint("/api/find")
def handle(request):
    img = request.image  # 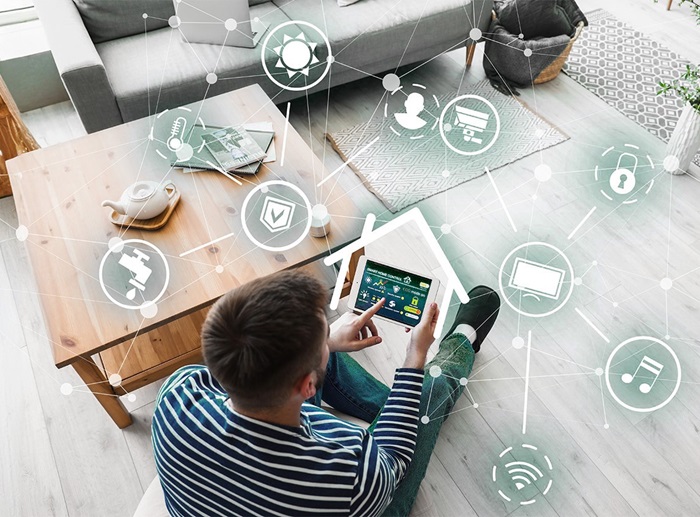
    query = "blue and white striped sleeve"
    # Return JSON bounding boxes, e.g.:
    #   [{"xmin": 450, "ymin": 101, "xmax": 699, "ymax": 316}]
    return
[{"xmin": 350, "ymin": 368, "xmax": 424, "ymax": 517}]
